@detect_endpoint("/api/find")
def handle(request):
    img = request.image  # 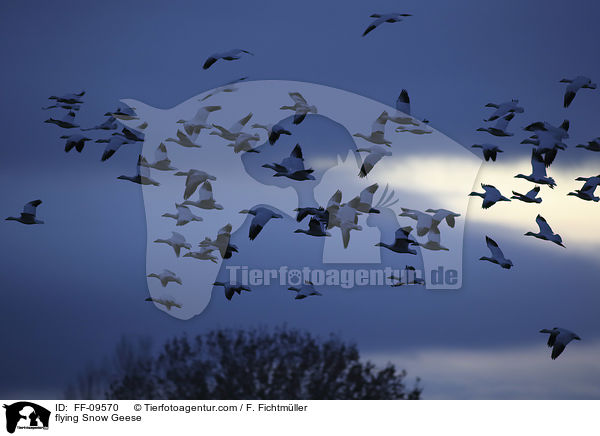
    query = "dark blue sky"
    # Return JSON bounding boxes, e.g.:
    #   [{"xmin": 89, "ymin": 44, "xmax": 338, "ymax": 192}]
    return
[{"xmin": 1, "ymin": 0, "xmax": 599, "ymax": 399}]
